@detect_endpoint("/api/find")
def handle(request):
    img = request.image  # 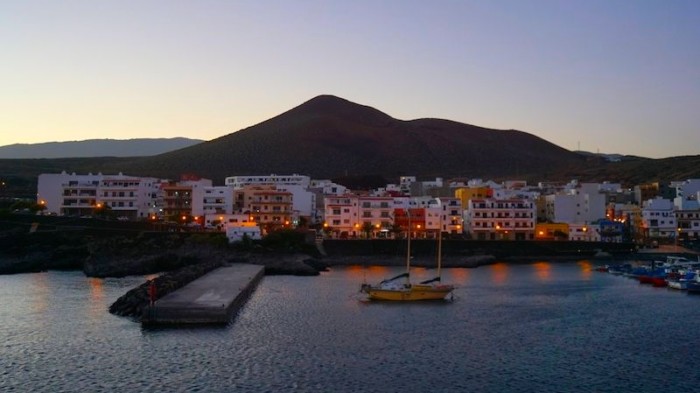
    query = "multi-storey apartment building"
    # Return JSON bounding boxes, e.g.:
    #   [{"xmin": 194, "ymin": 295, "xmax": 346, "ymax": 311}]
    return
[
  {"xmin": 641, "ymin": 197, "xmax": 677, "ymax": 240},
  {"xmin": 98, "ymin": 175, "xmax": 161, "ymax": 219},
  {"xmin": 357, "ymin": 196, "xmax": 394, "ymax": 235},
  {"xmin": 226, "ymin": 174, "xmax": 316, "ymax": 224},
  {"xmin": 236, "ymin": 186, "xmax": 293, "ymax": 231},
  {"xmin": 454, "ymin": 186, "xmax": 492, "ymax": 211},
  {"xmin": 465, "ymin": 198, "xmax": 536, "ymax": 240},
  {"xmin": 224, "ymin": 174, "xmax": 310, "ymax": 189},
  {"xmin": 672, "ymin": 179, "xmax": 700, "ymax": 212},
  {"xmin": 544, "ymin": 182, "xmax": 606, "ymax": 225},
  {"xmin": 37, "ymin": 172, "xmax": 159, "ymax": 218},
  {"xmin": 199, "ymin": 186, "xmax": 235, "ymax": 217},
  {"xmin": 394, "ymin": 208, "xmax": 426, "ymax": 238},
  {"xmin": 160, "ymin": 177, "xmax": 212, "ymax": 221},
  {"xmin": 431, "ymin": 197, "xmax": 463, "ymax": 234},
  {"xmin": 676, "ymin": 209, "xmax": 700, "ymax": 241},
  {"xmin": 323, "ymin": 194, "xmax": 357, "ymax": 237}
]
